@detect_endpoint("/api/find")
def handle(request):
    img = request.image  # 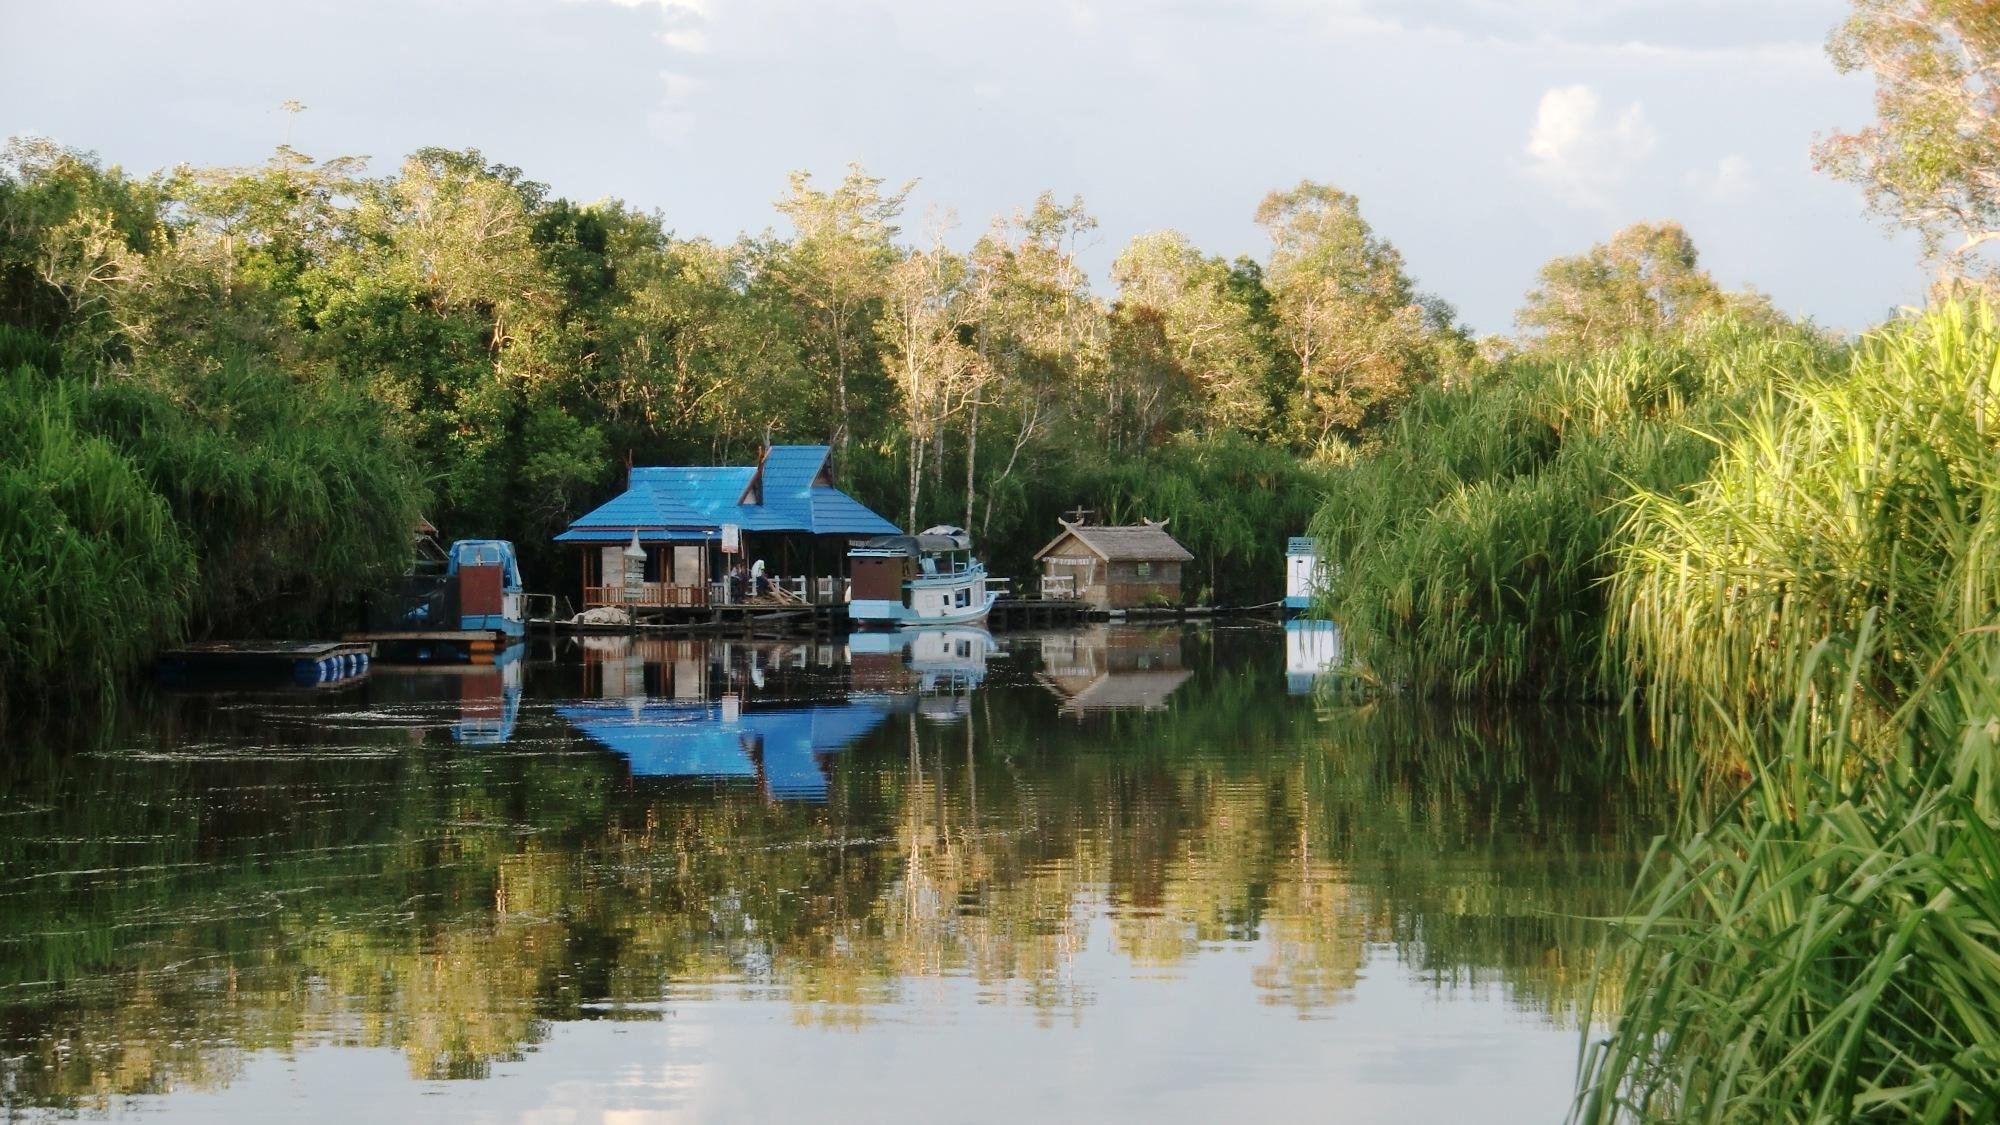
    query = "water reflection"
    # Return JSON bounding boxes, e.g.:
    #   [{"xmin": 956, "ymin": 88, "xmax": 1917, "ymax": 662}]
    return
[
  {"xmin": 1034, "ymin": 624, "xmax": 1192, "ymax": 713},
  {"xmin": 0, "ymin": 625, "xmax": 1663, "ymax": 1121},
  {"xmin": 1286, "ymin": 618, "xmax": 1342, "ymax": 694}
]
